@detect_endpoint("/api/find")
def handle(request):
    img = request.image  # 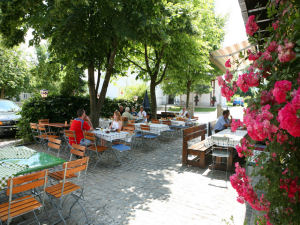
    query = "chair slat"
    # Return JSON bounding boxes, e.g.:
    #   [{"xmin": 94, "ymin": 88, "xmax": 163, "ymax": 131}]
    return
[{"xmin": 8, "ymin": 170, "xmax": 46, "ymax": 186}]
